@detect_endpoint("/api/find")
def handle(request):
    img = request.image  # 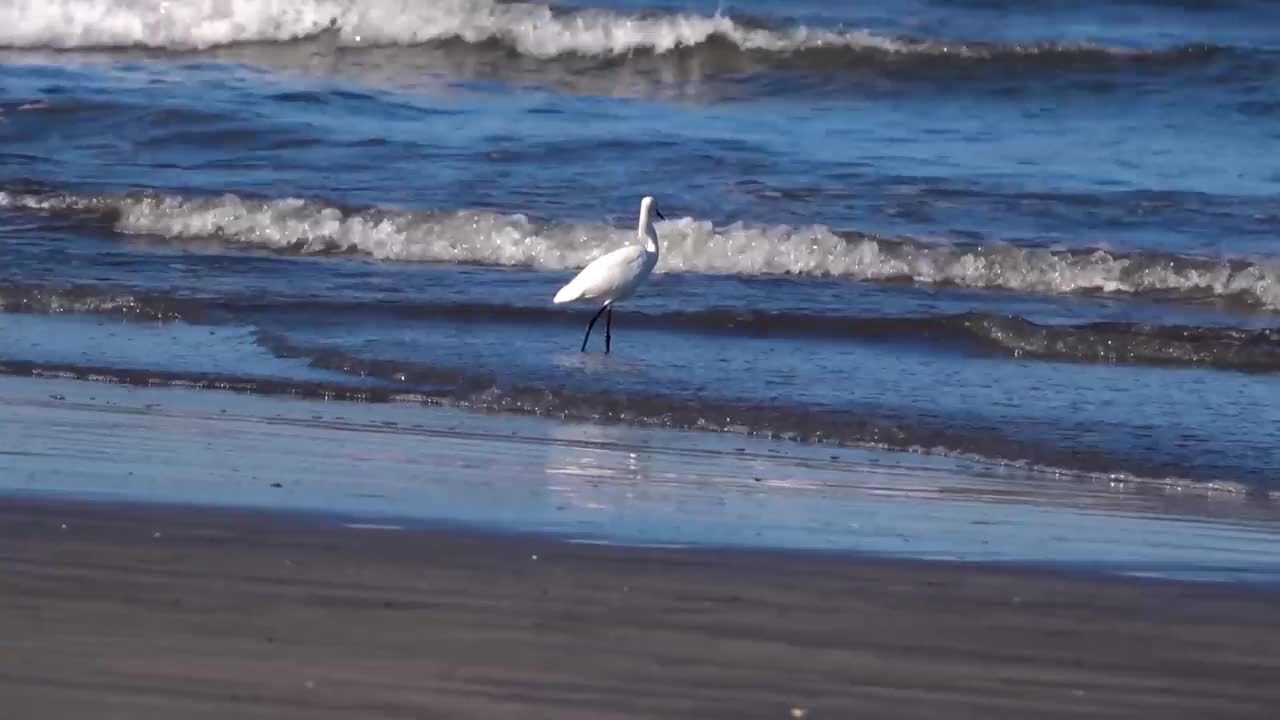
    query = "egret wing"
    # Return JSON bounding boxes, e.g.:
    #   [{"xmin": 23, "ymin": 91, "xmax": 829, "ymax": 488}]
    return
[{"xmin": 556, "ymin": 244, "xmax": 646, "ymax": 303}]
